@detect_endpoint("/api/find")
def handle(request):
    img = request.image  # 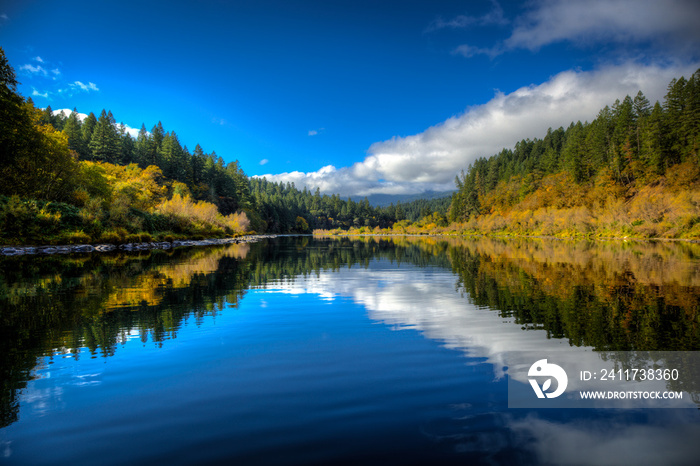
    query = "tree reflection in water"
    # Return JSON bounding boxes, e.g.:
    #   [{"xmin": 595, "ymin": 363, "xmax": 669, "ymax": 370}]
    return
[{"xmin": 1, "ymin": 236, "xmax": 699, "ymax": 428}]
